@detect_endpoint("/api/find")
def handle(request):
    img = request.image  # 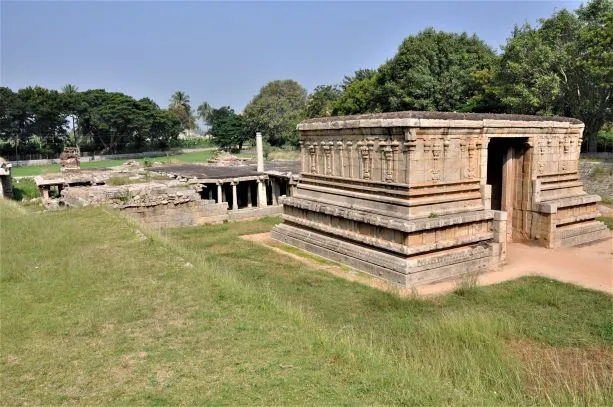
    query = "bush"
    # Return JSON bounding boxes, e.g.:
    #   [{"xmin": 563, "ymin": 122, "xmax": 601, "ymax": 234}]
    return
[{"xmin": 11, "ymin": 178, "xmax": 40, "ymax": 201}]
